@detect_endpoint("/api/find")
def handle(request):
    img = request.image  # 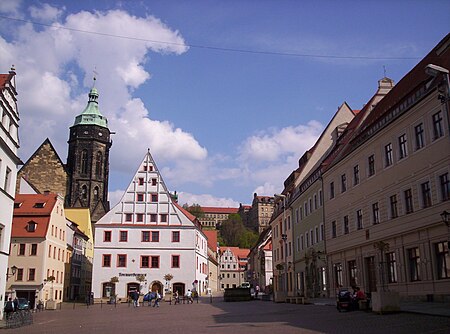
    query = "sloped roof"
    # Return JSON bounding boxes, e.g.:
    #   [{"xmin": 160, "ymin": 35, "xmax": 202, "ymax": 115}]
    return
[
  {"xmin": 18, "ymin": 138, "xmax": 67, "ymax": 175},
  {"xmin": 0, "ymin": 72, "xmax": 14, "ymax": 89},
  {"xmin": 12, "ymin": 193, "xmax": 59, "ymax": 238},
  {"xmin": 200, "ymin": 207, "xmax": 239, "ymax": 214},
  {"xmin": 65, "ymin": 208, "xmax": 92, "ymax": 239},
  {"xmin": 203, "ymin": 230, "xmax": 218, "ymax": 251}
]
